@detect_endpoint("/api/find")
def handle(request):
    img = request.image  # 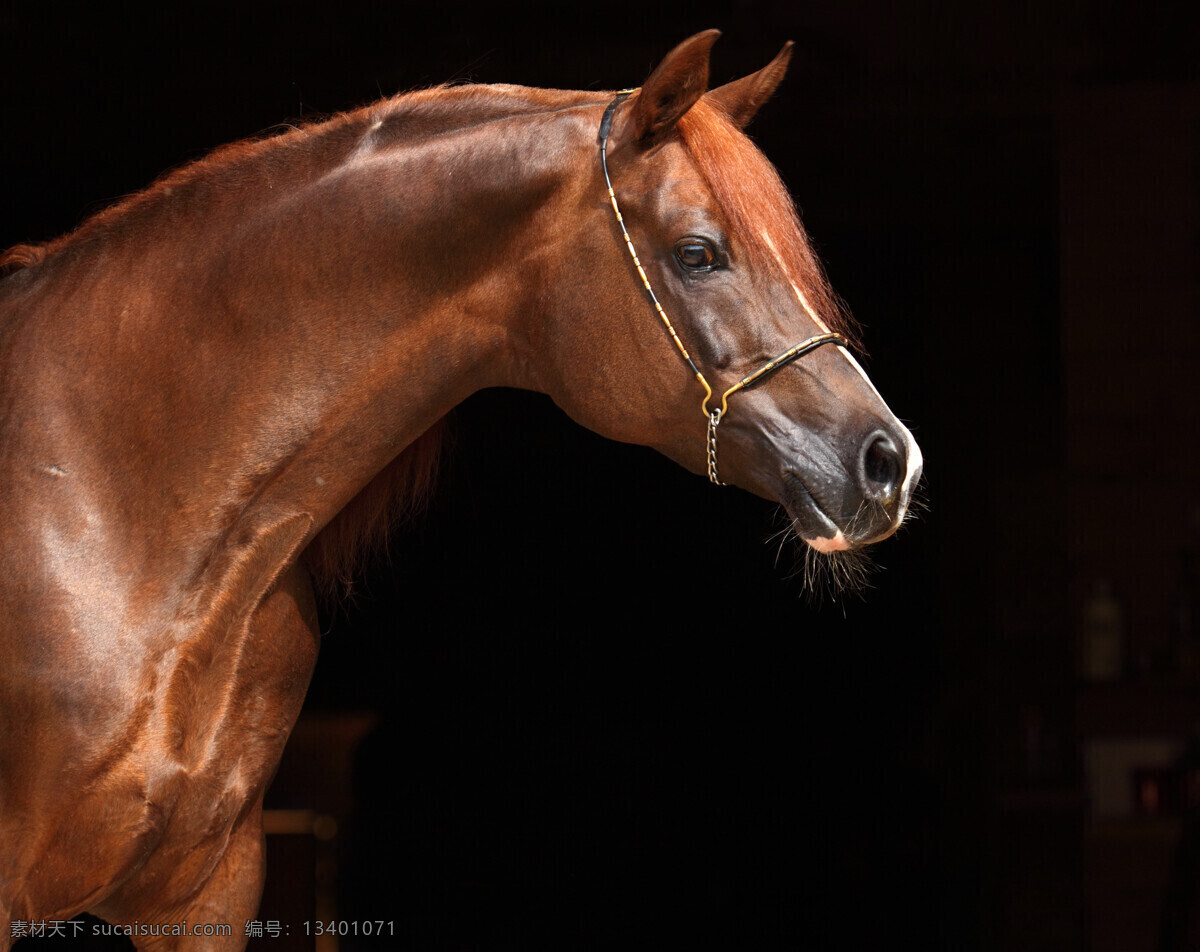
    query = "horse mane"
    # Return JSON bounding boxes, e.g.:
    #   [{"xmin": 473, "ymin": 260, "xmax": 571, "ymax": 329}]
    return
[
  {"xmin": 0, "ymin": 244, "xmax": 46, "ymax": 275},
  {"xmin": 677, "ymin": 97, "xmax": 860, "ymax": 349},
  {"xmin": 0, "ymin": 84, "xmax": 601, "ymax": 280}
]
